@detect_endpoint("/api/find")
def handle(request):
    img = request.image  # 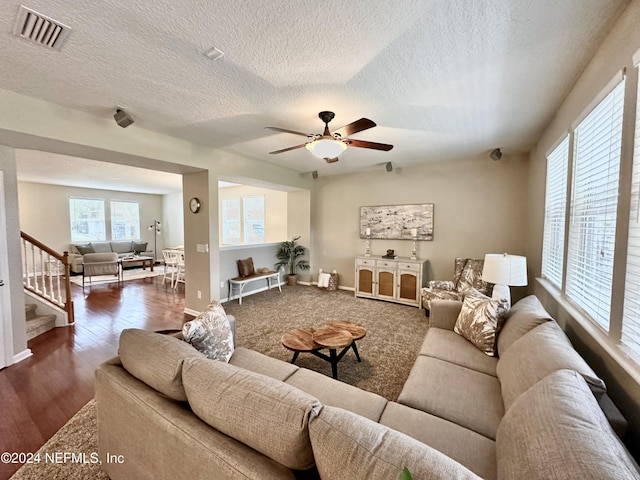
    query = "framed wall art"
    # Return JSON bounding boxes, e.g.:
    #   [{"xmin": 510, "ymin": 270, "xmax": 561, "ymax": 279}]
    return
[{"xmin": 359, "ymin": 204, "xmax": 434, "ymax": 240}]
